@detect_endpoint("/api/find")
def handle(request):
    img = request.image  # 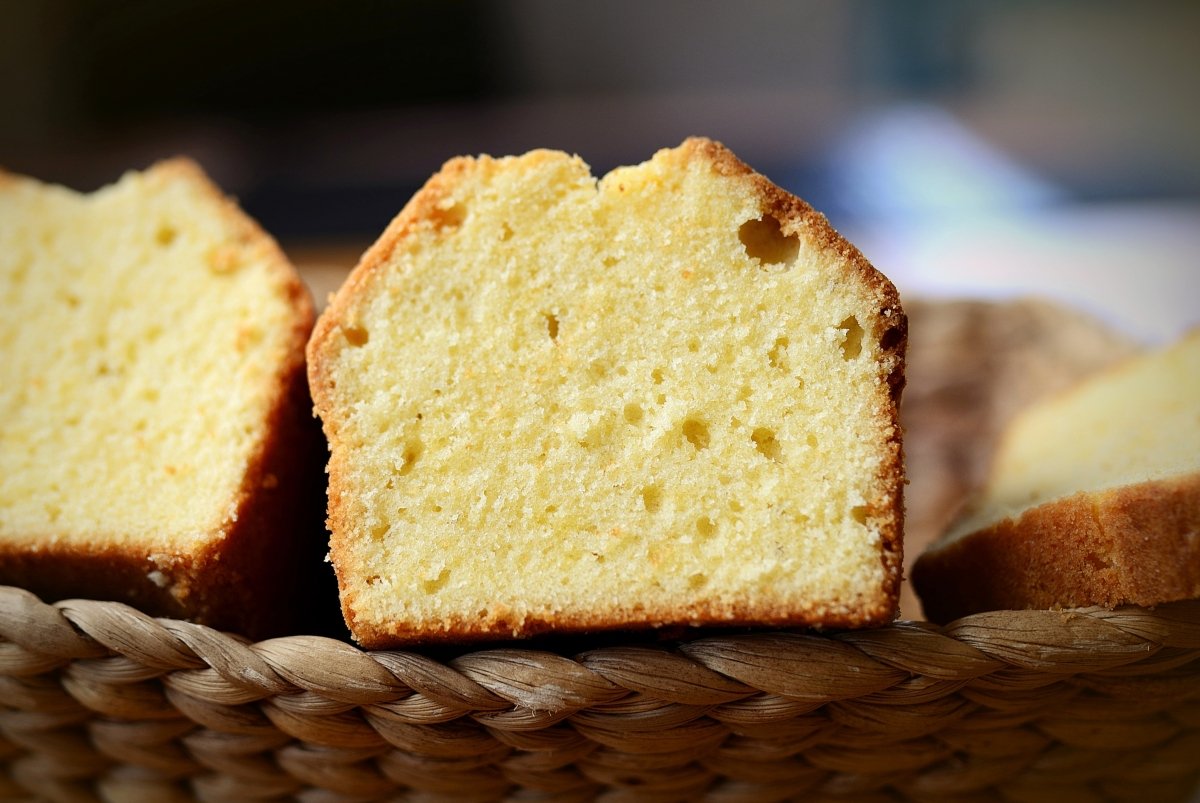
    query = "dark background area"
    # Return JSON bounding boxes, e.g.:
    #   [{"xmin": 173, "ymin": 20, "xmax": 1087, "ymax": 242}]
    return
[{"xmin": 4, "ymin": 0, "xmax": 1199, "ymax": 238}]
